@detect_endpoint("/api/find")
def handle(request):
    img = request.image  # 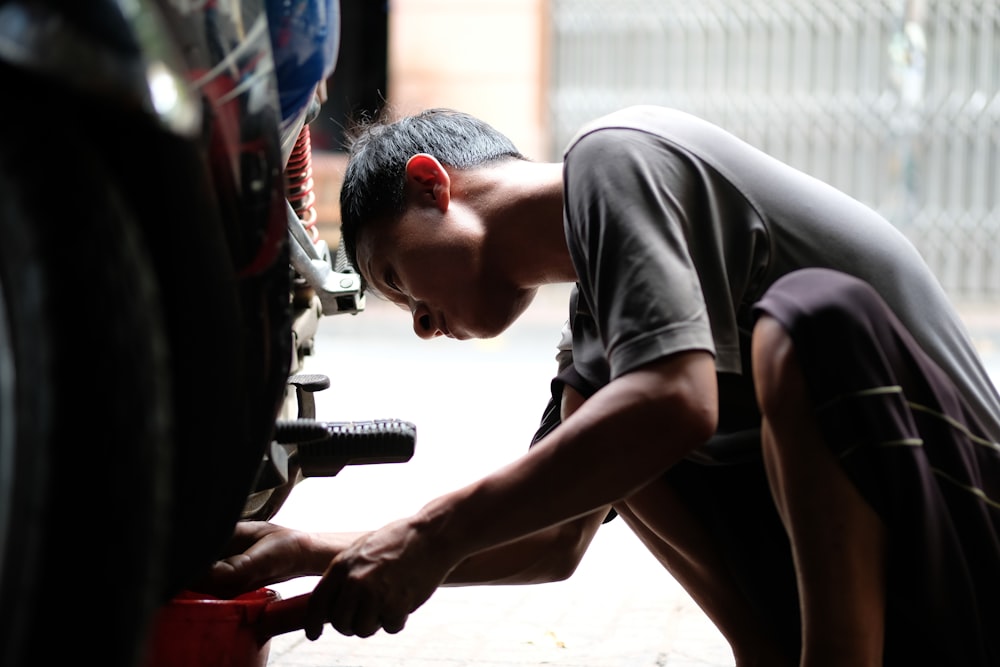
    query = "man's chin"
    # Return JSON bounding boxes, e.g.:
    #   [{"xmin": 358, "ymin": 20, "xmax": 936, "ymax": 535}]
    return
[
  {"xmin": 465, "ymin": 319, "xmax": 515, "ymax": 341},
  {"xmin": 462, "ymin": 293, "xmax": 537, "ymax": 340}
]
